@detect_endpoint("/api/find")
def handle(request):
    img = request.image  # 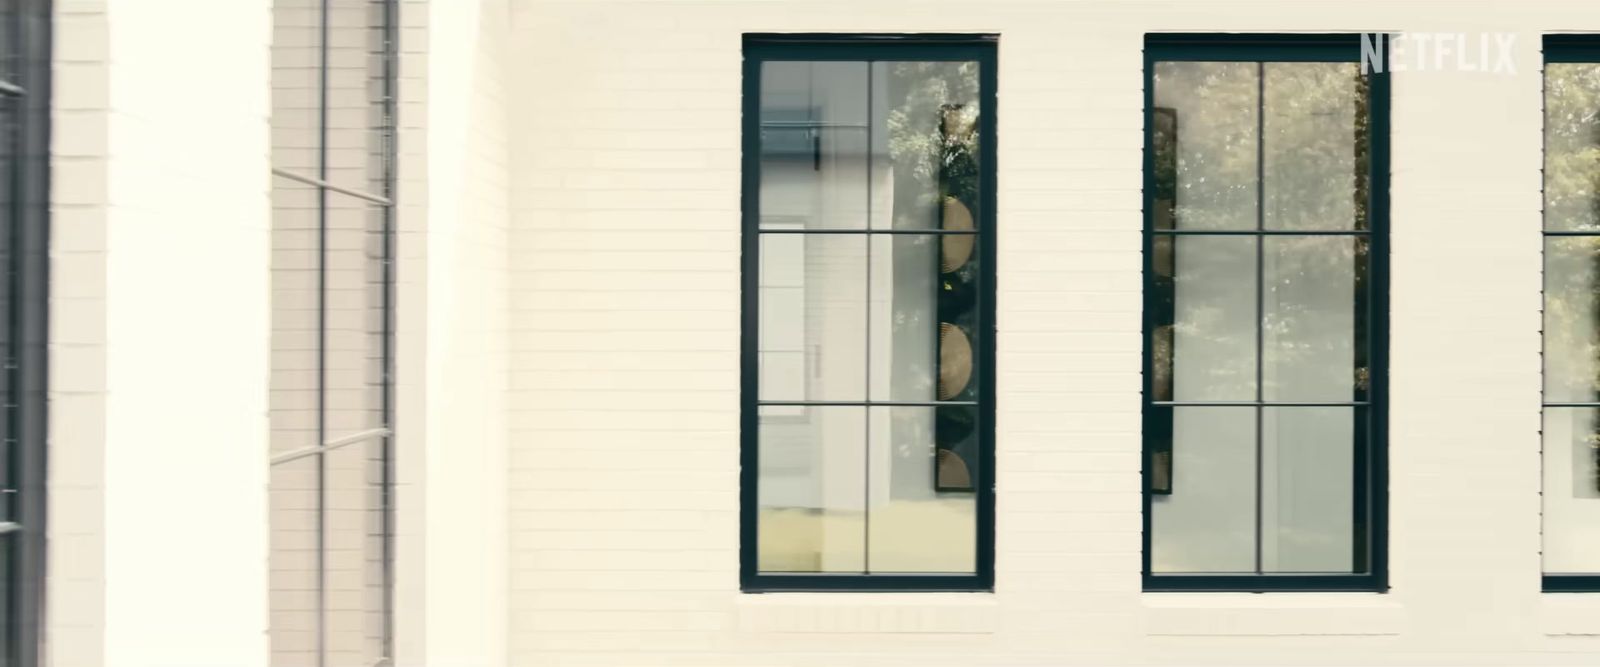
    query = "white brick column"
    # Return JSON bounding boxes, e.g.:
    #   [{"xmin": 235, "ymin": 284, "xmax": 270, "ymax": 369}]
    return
[
  {"xmin": 50, "ymin": 1, "xmax": 273, "ymax": 666},
  {"xmin": 392, "ymin": 0, "xmax": 512, "ymax": 665}
]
